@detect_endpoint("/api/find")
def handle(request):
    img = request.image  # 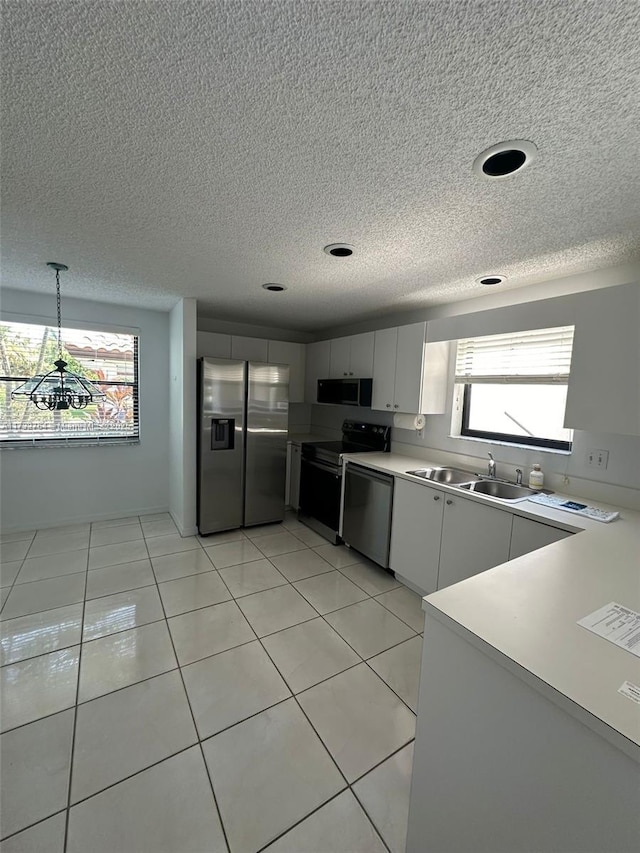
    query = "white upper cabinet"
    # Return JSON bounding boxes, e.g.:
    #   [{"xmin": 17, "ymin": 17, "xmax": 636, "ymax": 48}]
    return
[
  {"xmin": 329, "ymin": 337, "xmax": 352, "ymax": 378},
  {"xmin": 197, "ymin": 331, "xmax": 232, "ymax": 359},
  {"xmin": 564, "ymin": 282, "xmax": 640, "ymax": 435},
  {"xmin": 231, "ymin": 336, "xmax": 269, "ymax": 362},
  {"xmin": 395, "ymin": 323, "xmax": 431, "ymax": 413},
  {"xmin": 268, "ymin": 340, "xmax": 306, "ymax": 403},
  {"xmin": 329, "ymin": 333, "xmax": 375, "ymax": 378},
  {"xmin": 349, "ymin": 333, "xmax": 375, "ymax": 377},
  {"xmin": 372, "ymin": 322, "xmax": 449, "ymax": 414},
  {"xmin": 372, "ymin": 327, "xmax": 398, "ymax": 411},
  {"xmin": 197, "ymin": 331, "xmax": 305, "ymax": 403},
  {"xmin": 305, "ymin": 340, "xmax": 331, "ymax": 403}
]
